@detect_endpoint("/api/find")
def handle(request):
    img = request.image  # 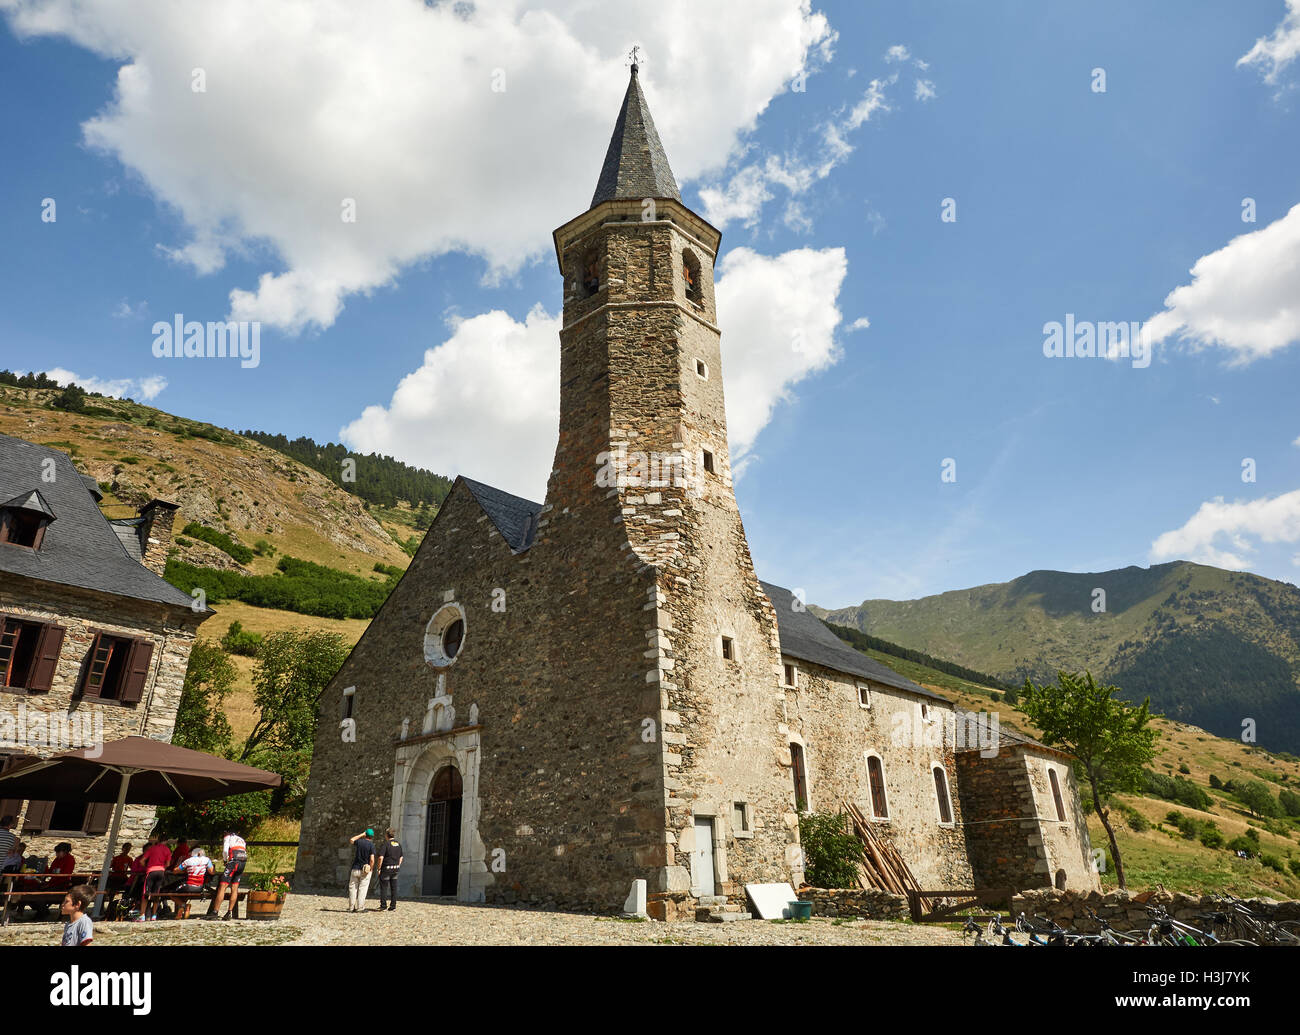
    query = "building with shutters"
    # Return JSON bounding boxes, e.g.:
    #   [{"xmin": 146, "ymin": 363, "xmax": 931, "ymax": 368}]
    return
[
  {"xmin": 0, "ymin": 432, "xmax": 209, "ymax": 860},
  {"xmin": 296, "ymin": 65, "xmax": 1098, "ymax": 913}
]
